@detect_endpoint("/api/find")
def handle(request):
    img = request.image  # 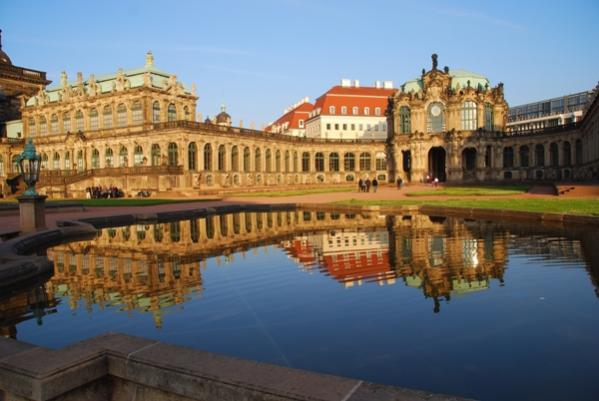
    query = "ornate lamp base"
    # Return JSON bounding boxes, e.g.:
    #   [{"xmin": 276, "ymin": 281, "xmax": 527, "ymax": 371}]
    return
[{"xmin": 17, "ymin": 194, "xmax": 47, "ymax": 233}]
